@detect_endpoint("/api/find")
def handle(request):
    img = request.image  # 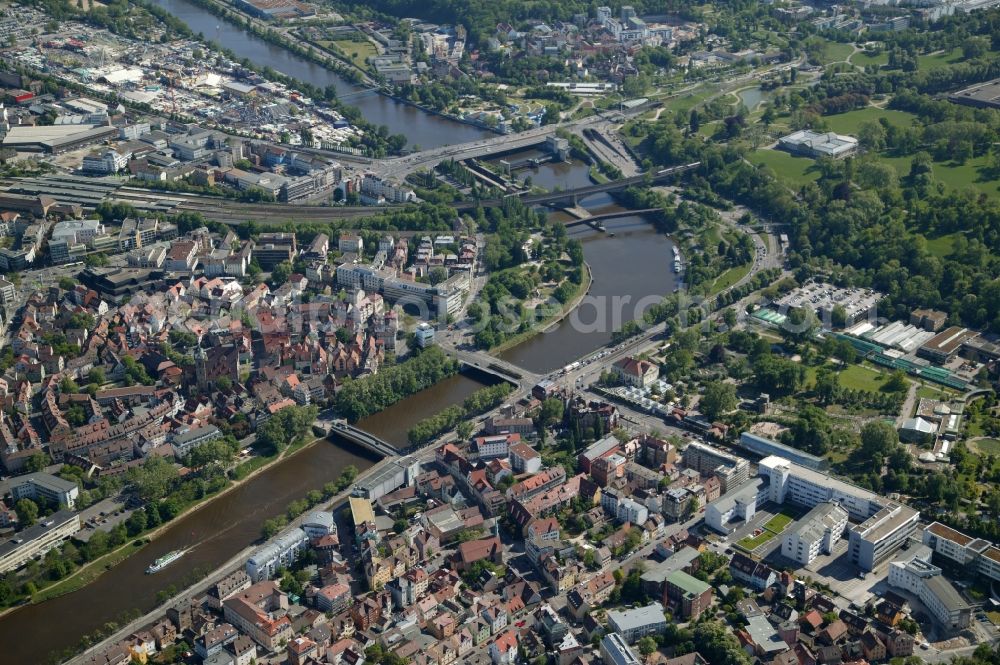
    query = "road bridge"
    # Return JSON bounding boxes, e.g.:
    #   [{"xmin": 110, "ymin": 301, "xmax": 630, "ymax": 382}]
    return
[
  {"xmin": 454, "ymin": 162, "xmax": 700, "ymax": 211},
  {"xmin": 329, "ymin": 421, "xmax": 398, "ymax": 458},
  {"xmin": 563, "ymin": 208, "xmax": 661, "ymax": 228}
]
